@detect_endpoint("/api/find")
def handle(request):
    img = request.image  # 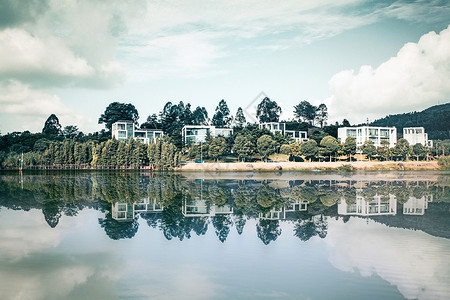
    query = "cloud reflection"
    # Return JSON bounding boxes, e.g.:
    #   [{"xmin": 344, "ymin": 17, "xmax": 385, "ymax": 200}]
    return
[{"xmin": 325, "ymin": 218, "xmax": 450, "ymax": 299}]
